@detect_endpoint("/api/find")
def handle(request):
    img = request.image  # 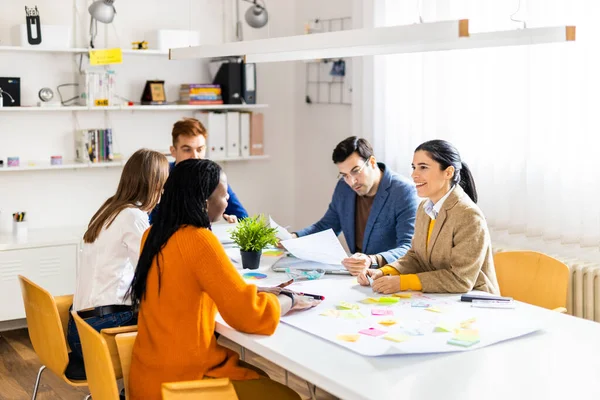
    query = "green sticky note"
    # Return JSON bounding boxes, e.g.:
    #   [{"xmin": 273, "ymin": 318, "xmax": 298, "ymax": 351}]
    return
[
  {"xmin": 378, "ymin": 297, "xmax": 400, "ymax": 304},
  {"xmin": 337, "ymin": 301, "xmax": 359, "ymax": 310},
  {"xmin": 447, "ymin": 338, "xmax": 480, "ymax": 347},
  {"xmin": 339, "ymin": 310, "xmax": 365, "ymax": 320},
  {"xmin": 434, "ymin": 323, "xmax": 455, "ymax": 333}
]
